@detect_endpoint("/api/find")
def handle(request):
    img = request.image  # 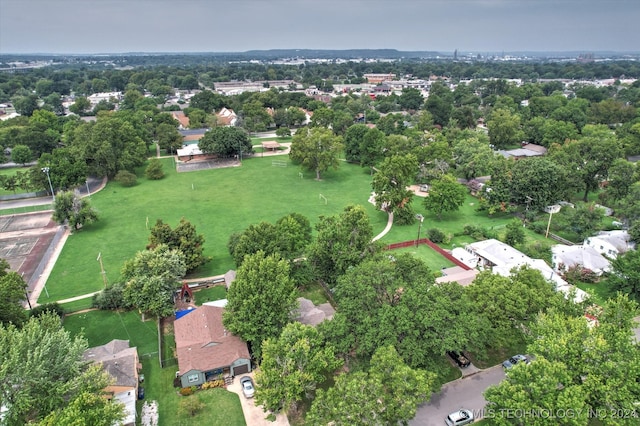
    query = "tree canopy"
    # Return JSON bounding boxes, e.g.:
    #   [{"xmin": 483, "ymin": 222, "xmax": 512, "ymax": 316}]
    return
[
  {"xmin": 0, "ymin": 258, "xmax": 27, "ymax": 327},
  {"xmin": 289, "ymin": 127, "xmax": 343, "ymax": 180},
  {"xmin": 147, "ymin": 218, "xmax": 209, "ymax": 273},
  {"xmin": 223, "ymin": 251, "xmax": 297, "ymax": 359}
]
